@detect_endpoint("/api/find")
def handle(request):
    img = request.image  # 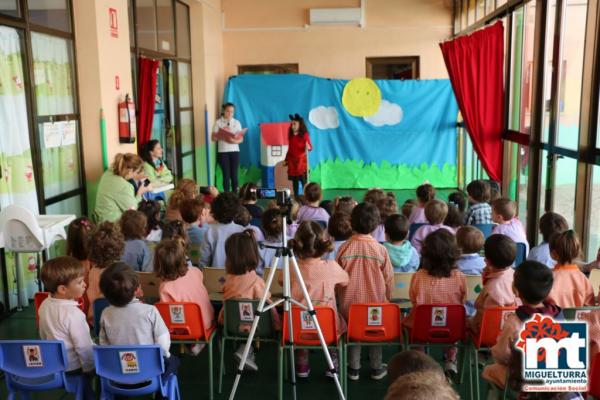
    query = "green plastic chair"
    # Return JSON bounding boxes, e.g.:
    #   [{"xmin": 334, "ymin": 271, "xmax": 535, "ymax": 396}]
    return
[
  {"xmin": 219, "ymin": 299, "xmax": 280, "ymax": 396},
  {"xmin": 563, "ymin": 306, "xmax": 600, "ymax": 320}
]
